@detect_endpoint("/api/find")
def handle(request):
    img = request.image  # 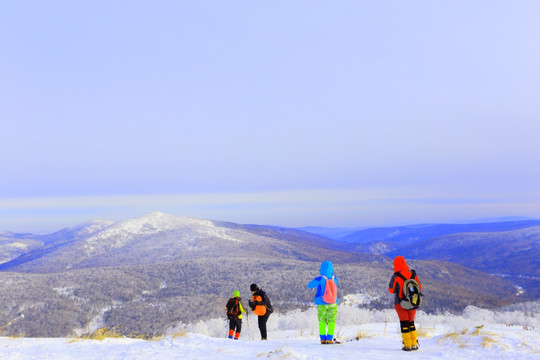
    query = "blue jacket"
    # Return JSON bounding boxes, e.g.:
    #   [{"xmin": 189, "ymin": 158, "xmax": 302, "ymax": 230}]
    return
[{"xmin": 308, "ymin": 261, "xmax": 339, "ymax": 305}]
